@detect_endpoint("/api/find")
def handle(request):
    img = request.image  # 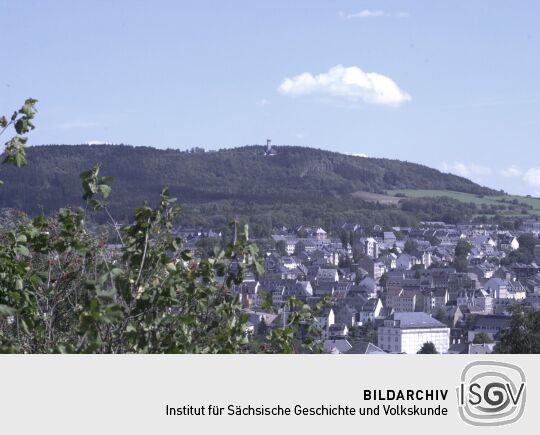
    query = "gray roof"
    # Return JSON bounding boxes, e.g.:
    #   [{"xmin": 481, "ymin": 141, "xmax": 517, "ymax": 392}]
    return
[
  {"xmin": 346, "ymin": 341, "xmax": 386, "ymax": 354},
  {"xmin": 390, "ymin": 312, "xmax": 447, "ymax": 329},
  {"xmin": 471, "ymin": 315, "xmax": 511, "ymax": 330},
  {"xmin": 324, "ymin": 339, "xmax": 353, "ymax": 354},
  {"xmin": 447, "ymin": 343, "xmax": 468, "ymax": 354}
]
